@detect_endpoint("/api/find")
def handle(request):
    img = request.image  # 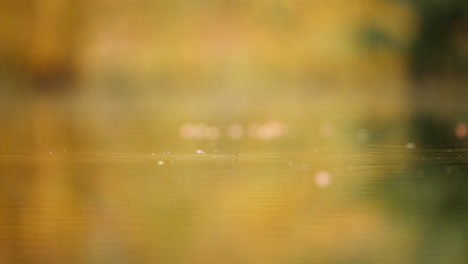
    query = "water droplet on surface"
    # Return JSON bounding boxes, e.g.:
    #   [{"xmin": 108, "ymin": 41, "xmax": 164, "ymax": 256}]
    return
[{"xmin": 196, "ymin": 149, "xmax": 205, "ymax": 154}]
